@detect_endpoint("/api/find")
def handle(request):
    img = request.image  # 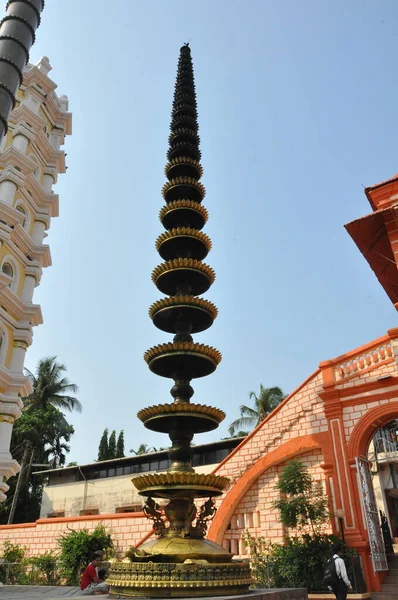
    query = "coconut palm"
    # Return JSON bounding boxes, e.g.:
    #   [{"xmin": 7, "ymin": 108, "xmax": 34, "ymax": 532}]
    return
[
  {"xmin": 23, "ymin": 356, "xmax": 81, "ymax": 413},
  {"xmin": 130, "ymin": 443, "xmax": 157, "ymax": 455},
  {"xmin": 228, "ymin": 385, "xmax": 287, "ymax": 436}
]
